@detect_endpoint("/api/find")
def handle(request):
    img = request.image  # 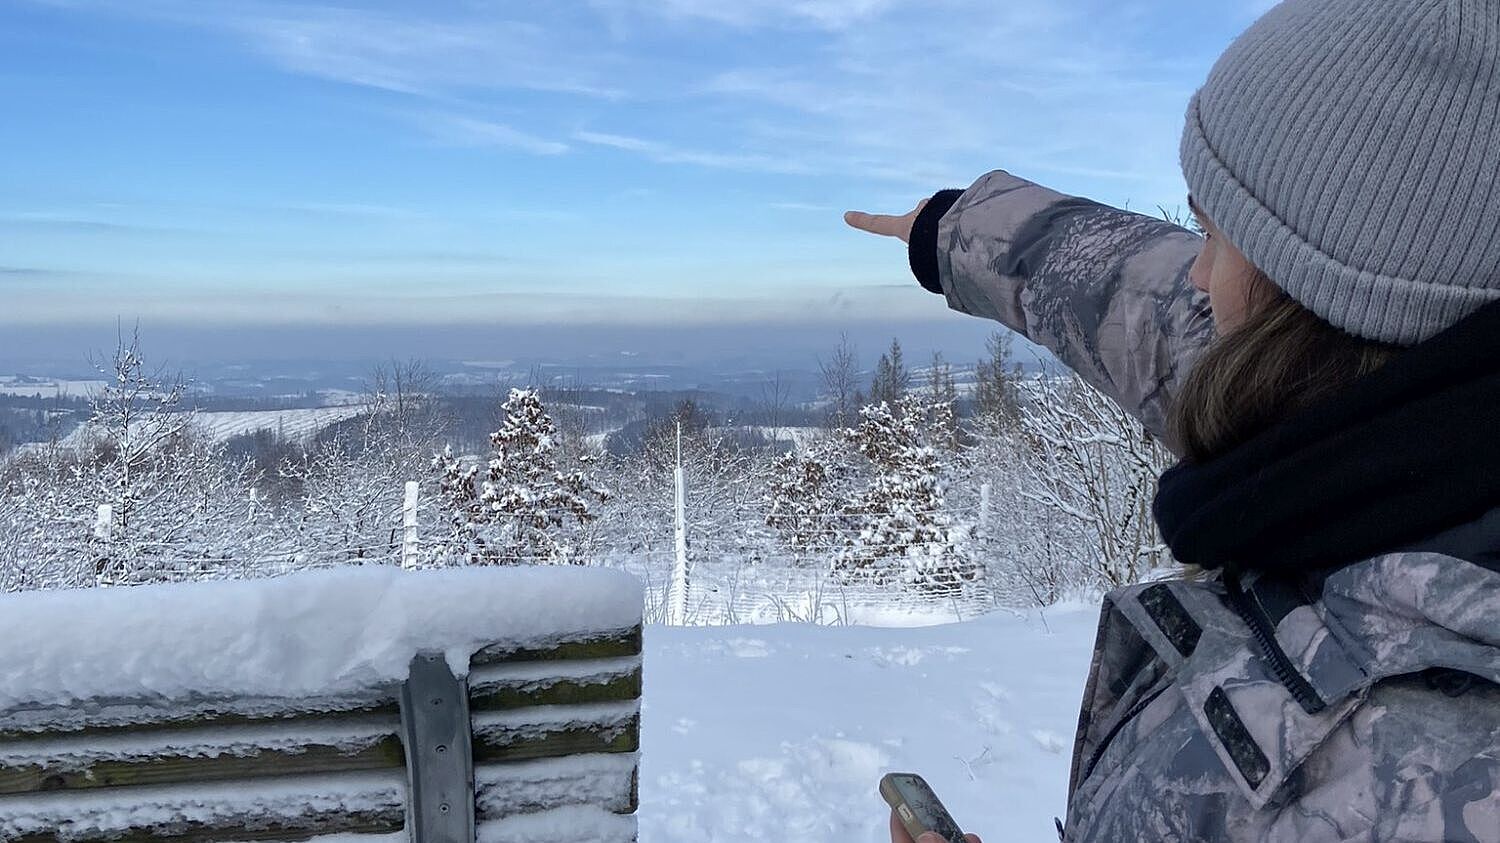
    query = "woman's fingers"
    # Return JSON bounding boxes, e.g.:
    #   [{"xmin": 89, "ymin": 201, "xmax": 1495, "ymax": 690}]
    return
[
  {"xmin": 844, "ymin": 199, "xmax": 929, "ymax": 244},
  {"xmin": 889, "ymin": 809, "xmax": 917, "ymax": 843},
  {"xmin": 891, "ymin": 811, "xmax": 982, "ymax": 843},
  {"xmin": 844, "ymin": 210, "xmax": 906, "ymax": 238}
]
